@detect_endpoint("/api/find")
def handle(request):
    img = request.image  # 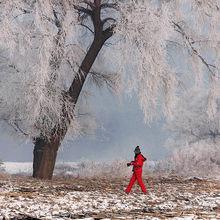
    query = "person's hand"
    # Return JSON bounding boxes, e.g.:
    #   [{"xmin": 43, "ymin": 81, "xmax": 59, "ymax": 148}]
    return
[{"xmin": 127, "ymin": 162, "xmax": 131, "ymax": 167}]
